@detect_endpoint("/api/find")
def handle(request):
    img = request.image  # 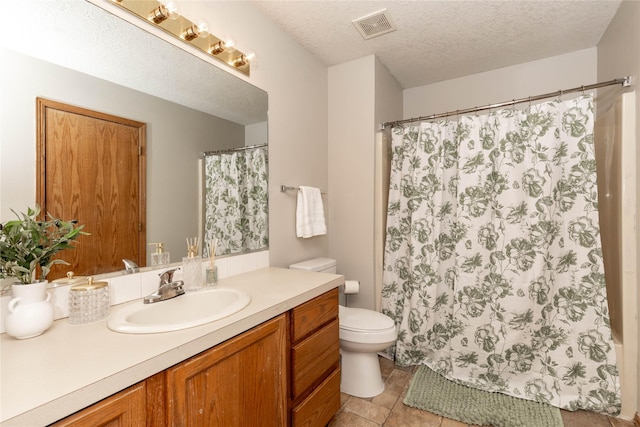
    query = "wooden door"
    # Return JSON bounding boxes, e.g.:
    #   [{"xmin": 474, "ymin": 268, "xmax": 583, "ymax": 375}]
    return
[
  {"xmin": 36, "ymin": 98, "xmax": 146, "ymax": 278},
  {"xmin": 166, "ymin": 315, "xmax": 287, "ymax": 427}
]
